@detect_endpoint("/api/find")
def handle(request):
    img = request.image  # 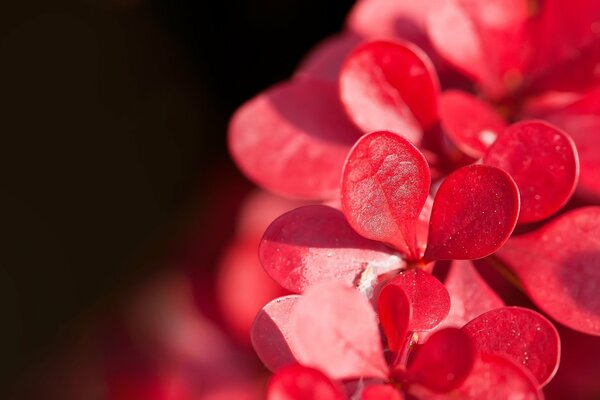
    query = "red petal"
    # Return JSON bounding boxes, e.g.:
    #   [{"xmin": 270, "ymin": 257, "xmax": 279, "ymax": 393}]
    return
[
  {"xmin": 484, "ymin": 121, "xmax": 579, "ymax": 223},
  {"xmin": 463, "ymin": 307, "xmax": 560, "ymax": 387},
  {"xmin": 382, "ymin": 269, "xmax": 450, "ymax": 332},
  {"xmin": 408, "ymin": 328, "xmax": 476, "ymax": 393},
  {"xmin": 496, "ymin": 207, "xmax": 600, "ymax": 336},
  {"xmin": 426, "ymin": 0, "xmax": 530, "ymax": 99},
  {"xmin": 538, "ymin": 87, "xmax": 600, "ymax": 202},
  {"xmin": 439, "ymin": 90, "xmax": 507, "ymax": 158},
  {"xmin": 268, "ymin": 364, "xmax": 347, "ymax": 400},
  {"xmin": 341, "ymin": 131, "xmax": 431, "ymax": 259},
  {"xmin": 228, "ymin": 79, "xmax": 361, "ymax": 199},
  {"xmin": 251, "ymin": 295, "xmax": 301, "ymax": 372},
  {"xmin": 444, "ymin": 353, "xmax": 542, "ymax": 399},
  {"xmin": 424, "ymin": 165, "xmax": 520, "ymax": 261},
  {"xmin": 259, "ymin": 205, "xmax": 402, "ymax": 293},
  {"xmin": 361, "ymin": 384, "xmax": 403, "ymax": 400},
  {"xmin": 294, "ymin": 34, "xmax": 362, "ymax": 83},
  {"xmin": 440, "ymin": 260, "xmax": 505, "ymax": 329},
  {"xmin": 339, "ymin": 40, "xmax": 439, "ymax": 143},
  {"xmin": 378, "ymin": 282, "xmax": 411, "ymax": 352},
  {"xmin": 291, "ymin": 282, "xmax": 389, "ymax": 380}
]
